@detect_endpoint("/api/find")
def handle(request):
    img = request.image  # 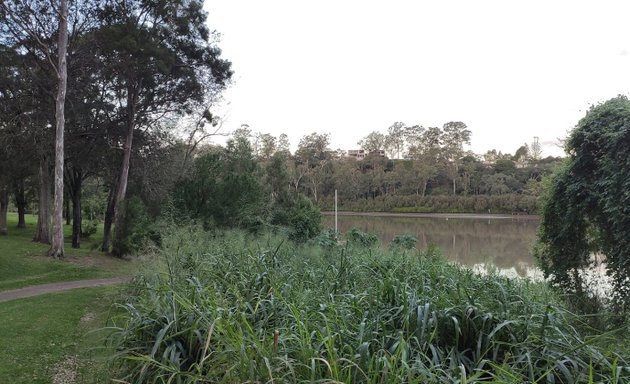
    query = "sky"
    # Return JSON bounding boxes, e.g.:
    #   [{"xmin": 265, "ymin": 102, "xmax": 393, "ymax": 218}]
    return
[{"xmin": 204, "ymin": 0, "xmax": 630, "ymax": 157}]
